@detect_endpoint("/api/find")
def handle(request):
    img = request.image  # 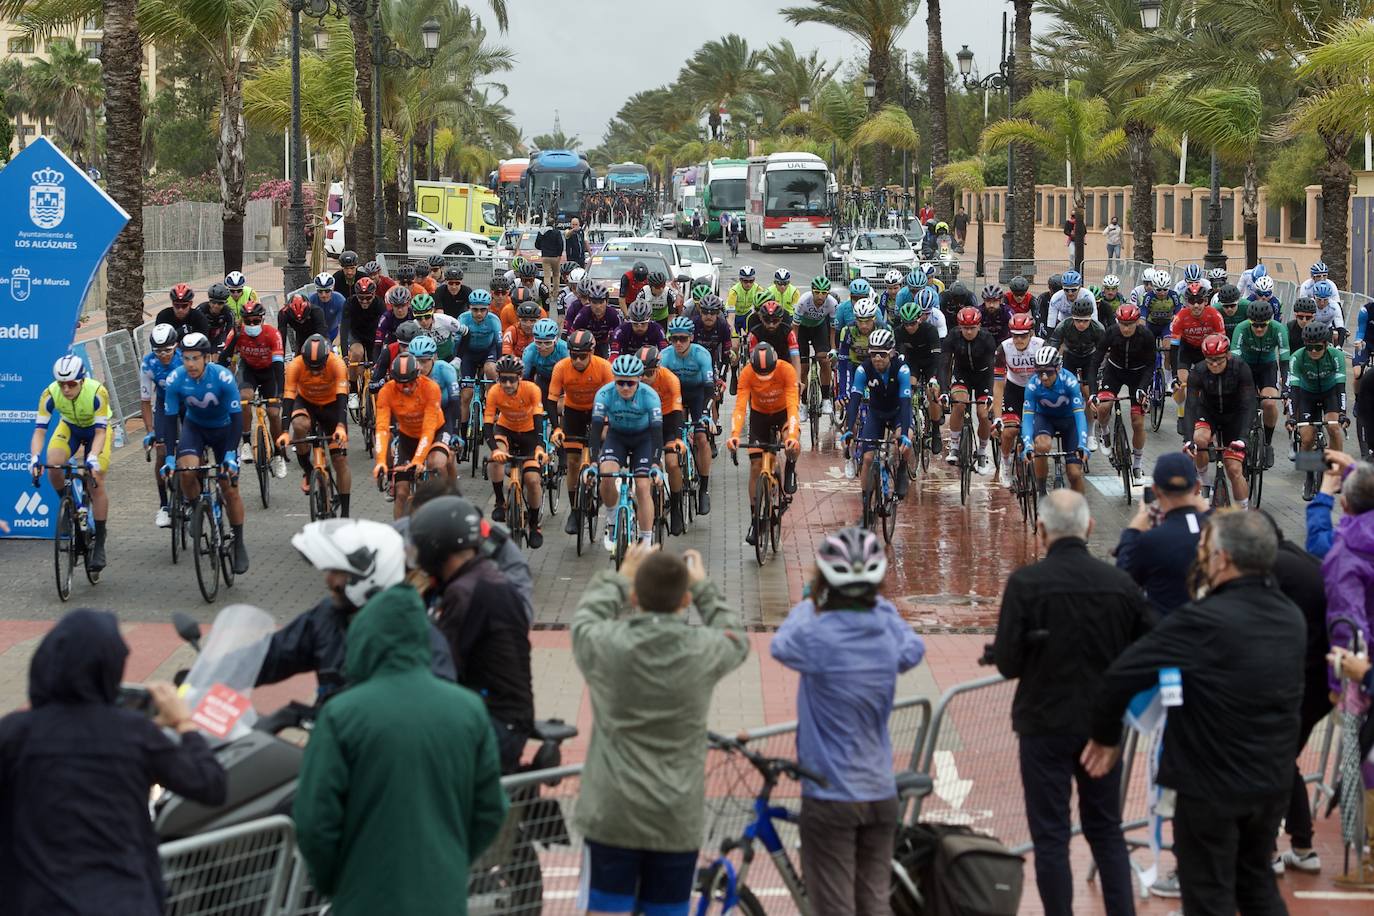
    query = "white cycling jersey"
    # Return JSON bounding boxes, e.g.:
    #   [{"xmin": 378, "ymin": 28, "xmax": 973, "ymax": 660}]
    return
[{"xmin": 1001, "ymin": 335, "xmax": 1045, "ymax": 387}]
